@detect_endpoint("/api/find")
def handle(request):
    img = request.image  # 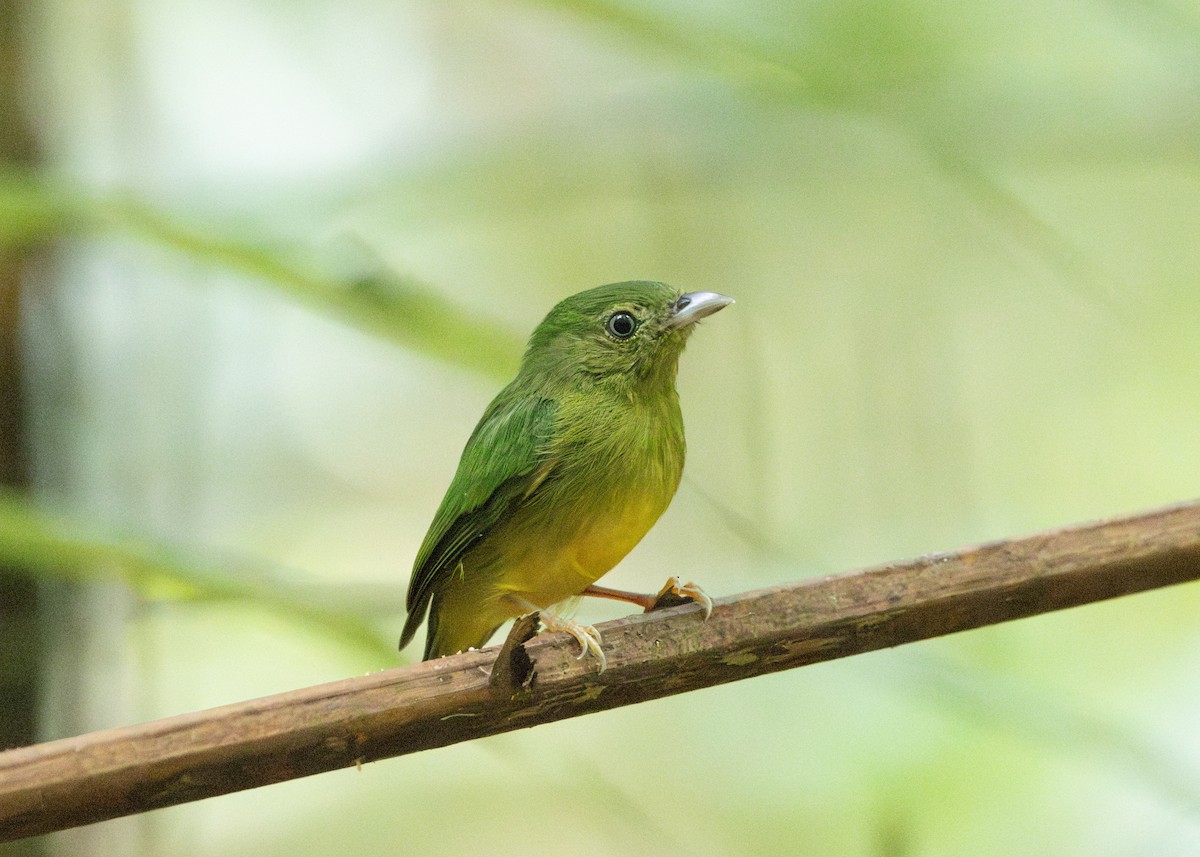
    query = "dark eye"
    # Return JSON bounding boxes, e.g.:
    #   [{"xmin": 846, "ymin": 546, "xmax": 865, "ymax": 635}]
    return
[{"xmin": 606, "ymin": 311, "xmax": 638, "ymax": 339}]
